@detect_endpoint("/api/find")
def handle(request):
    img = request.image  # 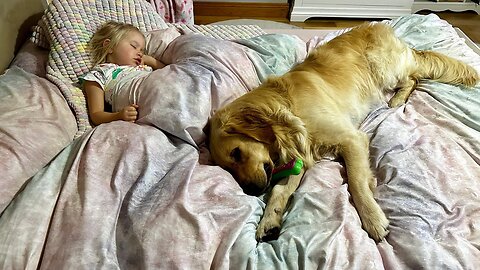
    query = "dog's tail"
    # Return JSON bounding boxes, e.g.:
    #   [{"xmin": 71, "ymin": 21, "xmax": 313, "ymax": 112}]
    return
[{"xmin": 413, "ymin": 49, "xmax": 479, "ymax": 87}]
